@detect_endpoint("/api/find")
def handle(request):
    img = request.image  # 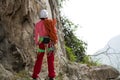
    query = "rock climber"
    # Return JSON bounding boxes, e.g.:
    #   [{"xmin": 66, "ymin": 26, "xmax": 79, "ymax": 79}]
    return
[{"xmin": 32, "ymin": 9, "xmax": 58, "ymax": 80}]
